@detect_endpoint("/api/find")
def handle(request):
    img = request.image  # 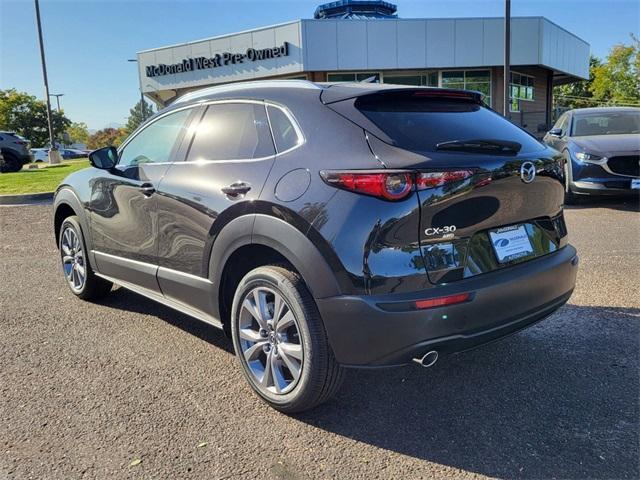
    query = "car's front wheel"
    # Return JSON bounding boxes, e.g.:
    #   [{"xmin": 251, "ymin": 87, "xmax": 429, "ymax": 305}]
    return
[
  {"xmin": 59, "ymin": 216, "xmax": 113, "ymax": 300},
  {"xmin": 231, "ymin": 265, "xmax": 344, "ymax": 413}
]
